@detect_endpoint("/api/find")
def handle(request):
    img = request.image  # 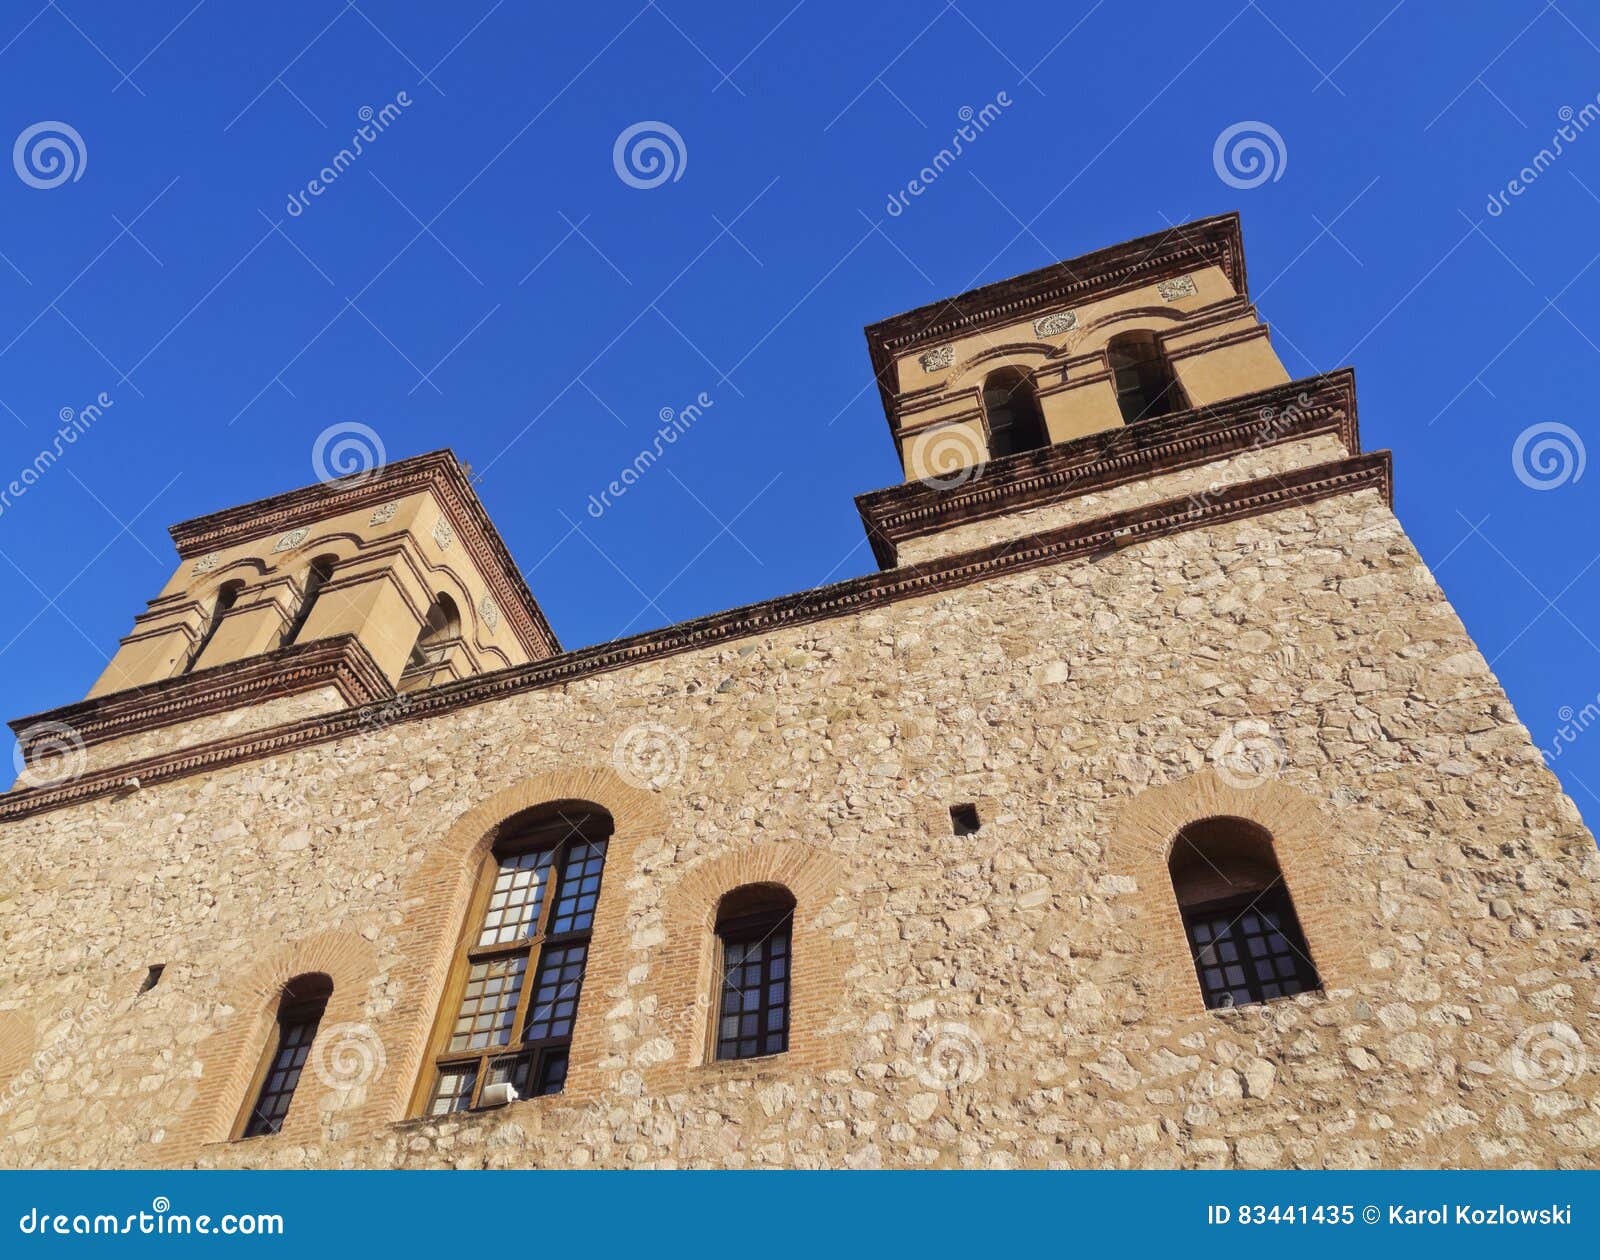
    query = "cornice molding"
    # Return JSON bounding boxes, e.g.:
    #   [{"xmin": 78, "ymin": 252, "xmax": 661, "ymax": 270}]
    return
[
  {"xmin": 0, "ymin": 450, "xmax": 1390, "ymax": 822},
  {"xmin": 9, "ymin": 634, "xmax": 394, "ymax": 758},
  {"xmin": 168, "ymin": 450, "xmax": 559, "ymax": 661},
  {"xmin": 854, "ymin": 371, "xmax": 1359, "ymax": 568},
  {"xmin": 863, "ymin": 214, "xmax": 1246, "ymax": 427}
]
